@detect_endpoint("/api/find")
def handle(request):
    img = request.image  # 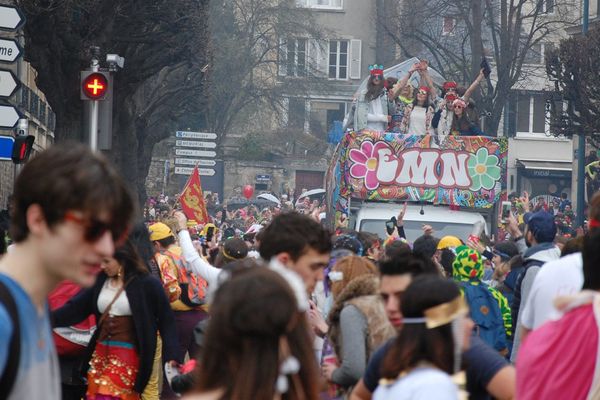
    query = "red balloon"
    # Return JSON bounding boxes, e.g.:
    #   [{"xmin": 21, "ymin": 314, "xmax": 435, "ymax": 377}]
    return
[{"xmin": 243, "ymin": 185, "xmax": 254, "ymax": 200}]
